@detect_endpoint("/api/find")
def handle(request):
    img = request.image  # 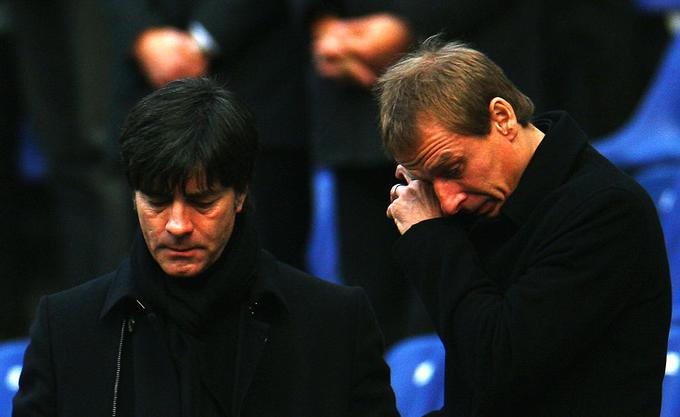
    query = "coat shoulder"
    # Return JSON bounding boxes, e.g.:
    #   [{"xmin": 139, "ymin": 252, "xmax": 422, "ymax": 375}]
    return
[
  {"xmin": 548, "ymin": 146, "xmax": 657, "ymax": 222},
  {"xmin": 258, "ymin": 251, "xmax": 367, "ymax": 314},
  {"xmin": 44, "ymin": 272, "xmax": 116, "ymax": 323}
]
